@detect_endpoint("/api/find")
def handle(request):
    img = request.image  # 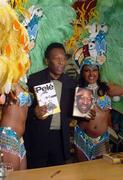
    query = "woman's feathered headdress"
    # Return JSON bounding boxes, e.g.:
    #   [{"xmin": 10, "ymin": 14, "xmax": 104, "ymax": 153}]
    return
[{"xmin": 0, "ymin": 0, "xmax": 30, "ymax": 94}]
